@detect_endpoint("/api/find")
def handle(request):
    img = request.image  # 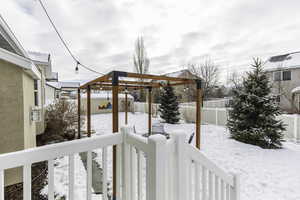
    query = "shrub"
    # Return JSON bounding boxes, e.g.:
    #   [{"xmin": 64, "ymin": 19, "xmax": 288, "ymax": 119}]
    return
[{"xmin": 43, "ymin": 99, "xmax": 85, "ymax": 143}]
